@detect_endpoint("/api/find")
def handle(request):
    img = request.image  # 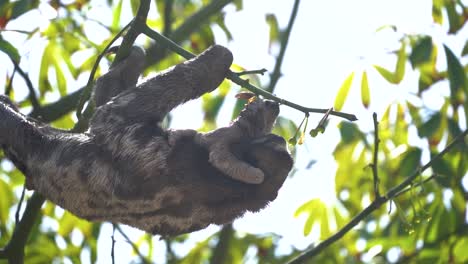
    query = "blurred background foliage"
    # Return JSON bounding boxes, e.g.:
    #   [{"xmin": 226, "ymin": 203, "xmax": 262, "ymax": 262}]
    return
[{"xmin": 0, "ymin": 0, "xmax": 467, "ymax": 263}]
